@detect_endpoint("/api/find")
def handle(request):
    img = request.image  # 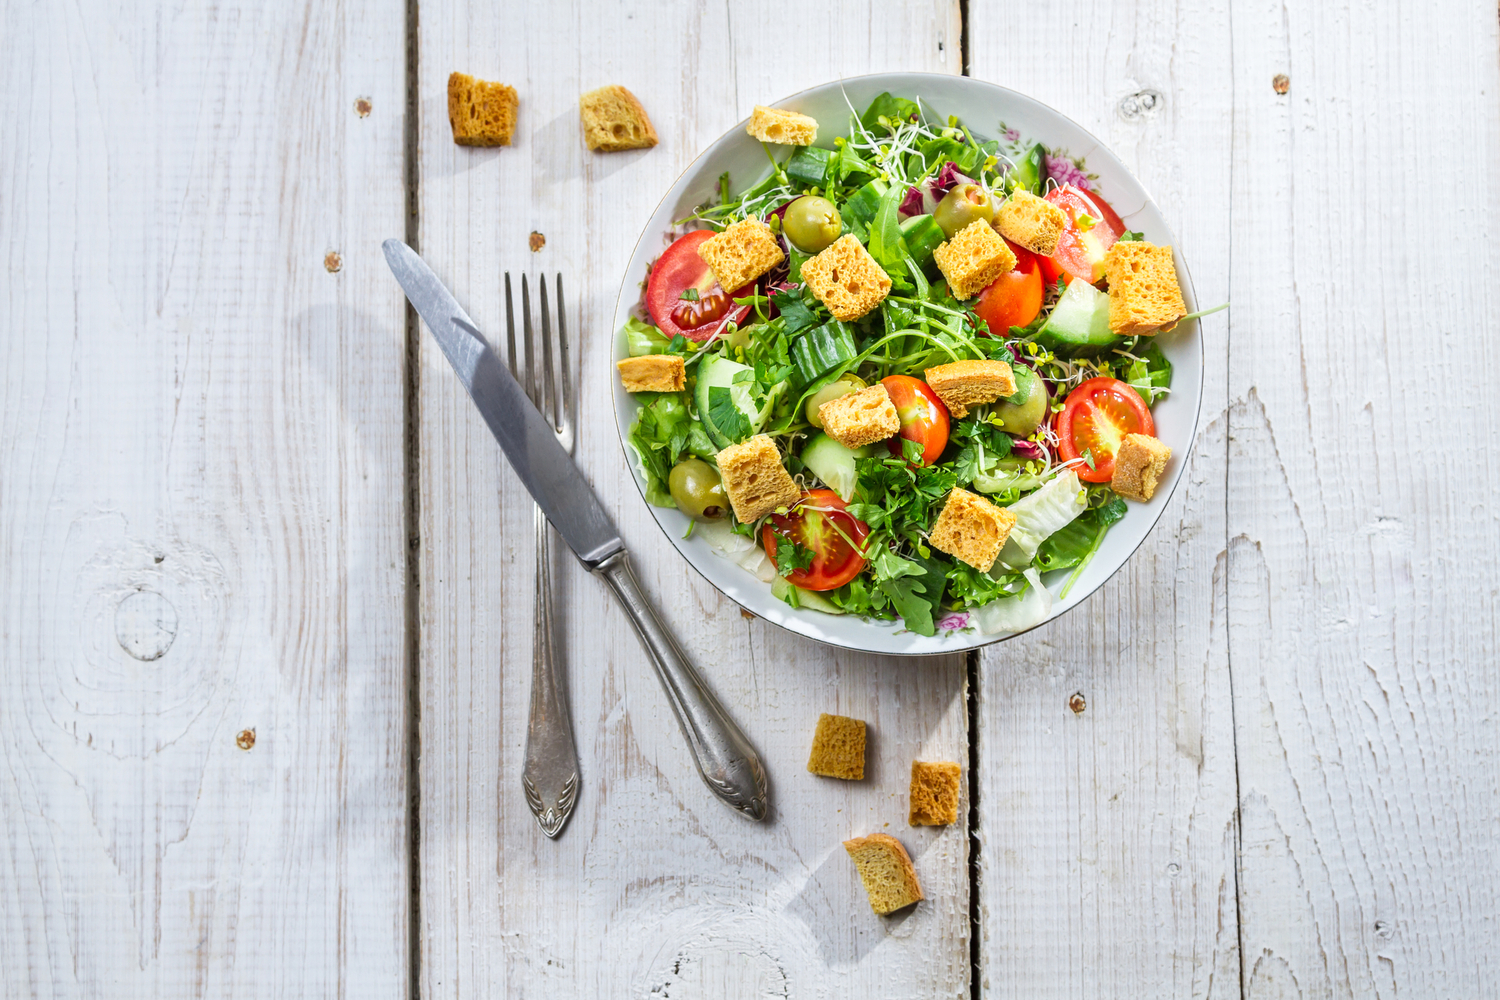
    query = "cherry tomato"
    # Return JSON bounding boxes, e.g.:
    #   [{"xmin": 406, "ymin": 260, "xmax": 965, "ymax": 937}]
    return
[
  {"xmin": 880, "ymin": 375, "xmax": 950, "ymax": 466},
  {"xmin": 972, "ymin": 238, "xmax": 1044, "ymax": 335},
  {"xmin": 645, "ymin": 230, "xmax": 753, "ymax": 342},
  {"xmin": 1054, "ymin": 377, "xmax": 1156, "ymax": 483},
  {"xmin": 762, "ymin": 489, "xmax": 871, "ymax": 591},
  {"xmin": 1042, "ymin": 186, "xmax": 1128, "ymax": 285}
]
